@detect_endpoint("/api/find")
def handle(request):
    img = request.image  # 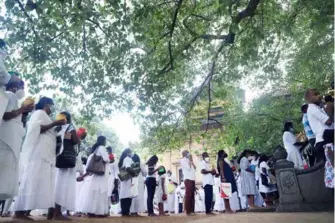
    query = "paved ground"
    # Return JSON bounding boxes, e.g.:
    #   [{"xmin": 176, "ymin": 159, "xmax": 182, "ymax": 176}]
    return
[{"xmin": 0, "ymin": 212, "xmax": 333, "ymax": 223}]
